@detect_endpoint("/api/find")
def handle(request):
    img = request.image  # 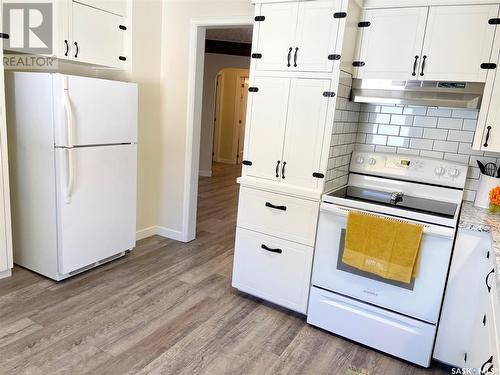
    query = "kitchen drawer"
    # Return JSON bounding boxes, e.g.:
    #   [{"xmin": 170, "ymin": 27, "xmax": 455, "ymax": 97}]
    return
[
  {"xmin": 232, "ymin": 228, "xmax": 313, "ymax": 314},
  {"xmin": 237, "ymin": 187, "xmax": 319, "ymax": 246},
  {"xmin": 307, "ymin": 287, "xmax": 436, "ymax": 367}
]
